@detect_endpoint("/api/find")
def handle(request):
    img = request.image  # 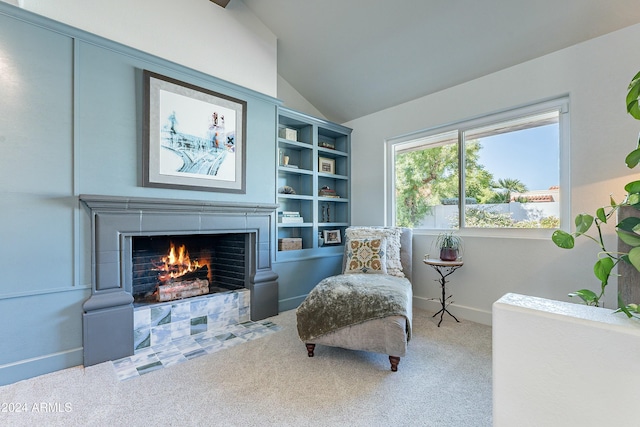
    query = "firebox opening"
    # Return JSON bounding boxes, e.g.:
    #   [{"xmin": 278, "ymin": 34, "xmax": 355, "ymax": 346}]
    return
[{"xmin": 132, "ymin": 233, "xmax": 247, "ymax": 305}]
